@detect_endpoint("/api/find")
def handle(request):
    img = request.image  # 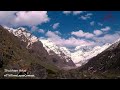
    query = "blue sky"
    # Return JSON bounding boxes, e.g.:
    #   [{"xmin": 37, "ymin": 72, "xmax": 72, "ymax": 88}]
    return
[
  {"xmin": 0, "ymin": 11, "xmax": 120, "ymax": 49},
  {"xmin": 33, "ymin": 11, "xmax": 120, "ymax": 37}
]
